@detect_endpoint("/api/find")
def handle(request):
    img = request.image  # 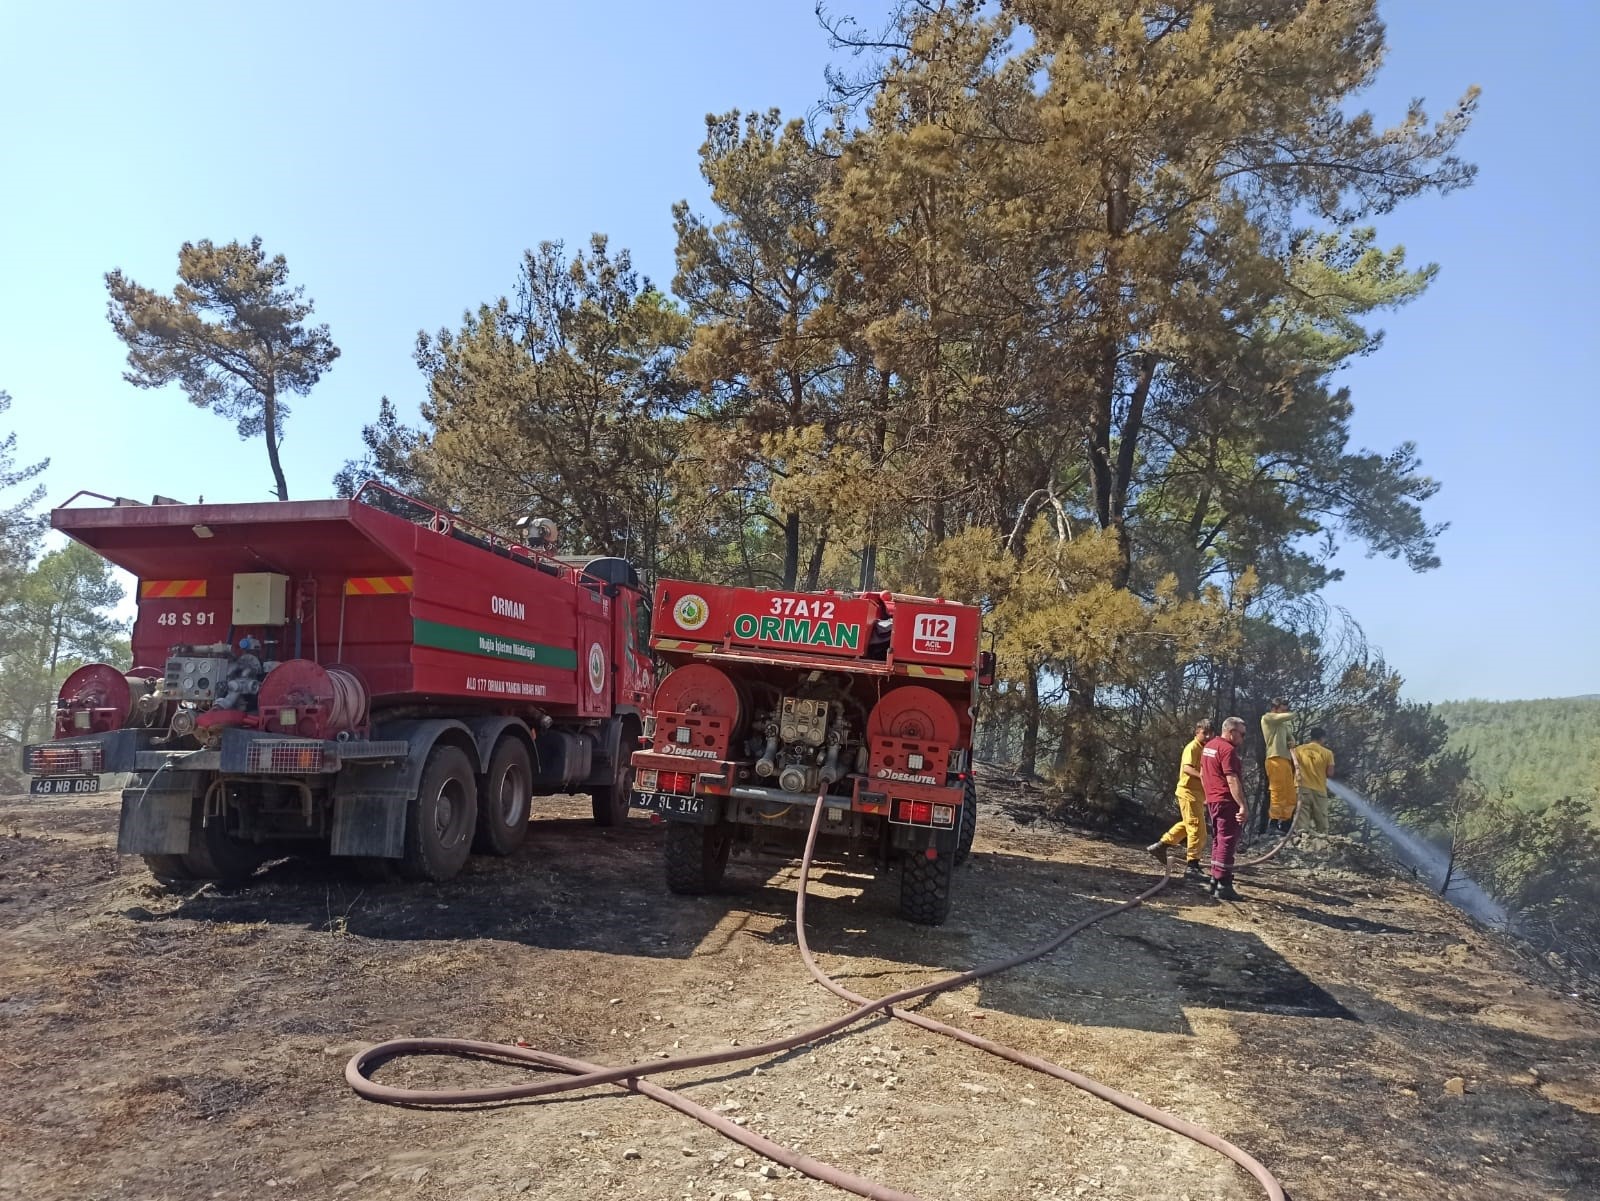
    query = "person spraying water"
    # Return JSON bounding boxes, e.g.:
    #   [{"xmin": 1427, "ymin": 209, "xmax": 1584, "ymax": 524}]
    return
[
  {"xmin": 1291, "ymin": 727, "xmax": 1335, "ymax": 834},
  {"xmin": 1260, "ymin": 699, "xmax": 1298, "ymax": 835}
]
